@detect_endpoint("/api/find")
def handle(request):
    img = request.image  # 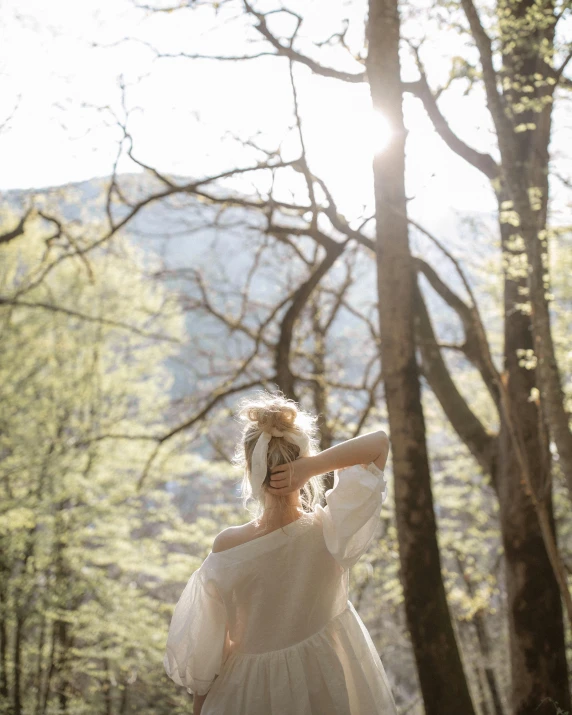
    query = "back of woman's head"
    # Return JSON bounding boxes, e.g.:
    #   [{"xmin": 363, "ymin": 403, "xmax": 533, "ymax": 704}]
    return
[{"xmin": 234, "ymin": 391, "xmax": 324, "ymax": 521}]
